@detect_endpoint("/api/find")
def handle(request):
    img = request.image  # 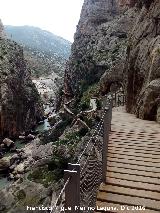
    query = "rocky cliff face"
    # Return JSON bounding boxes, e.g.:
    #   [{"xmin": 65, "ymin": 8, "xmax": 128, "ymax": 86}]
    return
[
  {"xmin": 64, "ymin": 0, "xmax": 137, "ymax": 101},
  {"xmin": 64, "ymin": 0, "xmax": 160, "ymax": 123},
  {"xmin": 0, "ymin": 22, "xmax": 43, "ymax": 139},
  {"xmin": 125, "ymin": 0, "xmax": 160, "ymax": 122},
  {"xmin": 0, "ymin": 19, "xmax": 6, "ymax": 39}
]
